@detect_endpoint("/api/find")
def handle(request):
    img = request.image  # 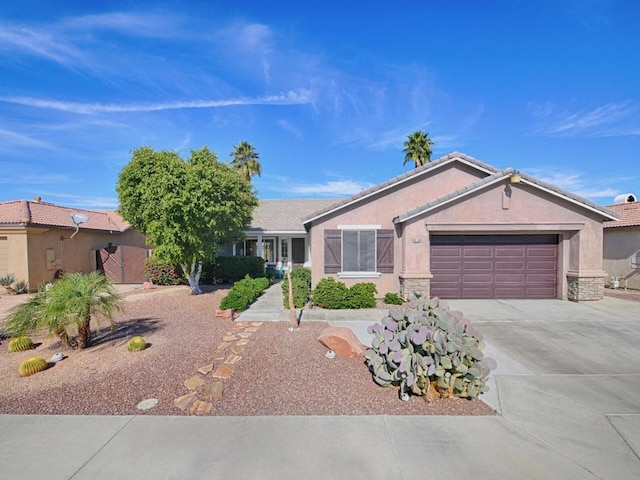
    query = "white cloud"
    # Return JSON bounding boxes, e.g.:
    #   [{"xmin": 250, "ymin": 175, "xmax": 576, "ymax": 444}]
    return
[
  {"xmin": 269, "ymin": 179, "xmax": 372, "ymax": 197},
  {"xmin": 277, "ymin": 119, "xmax": 303, "ymax": 139},
  {"xmin": 523, "ymin": 166, "xmax": 623, "ymax": 200},
  {"xmin": 0, "ymin": 128, "xmax": 54, "ymax": 150}
]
